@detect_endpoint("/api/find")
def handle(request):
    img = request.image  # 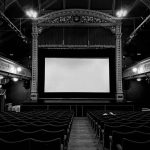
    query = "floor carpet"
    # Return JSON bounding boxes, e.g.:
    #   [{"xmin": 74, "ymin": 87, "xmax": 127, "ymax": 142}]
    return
[{"xmin": 68, "ymin": 117, "xmax": 103, "ymax": 150}]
